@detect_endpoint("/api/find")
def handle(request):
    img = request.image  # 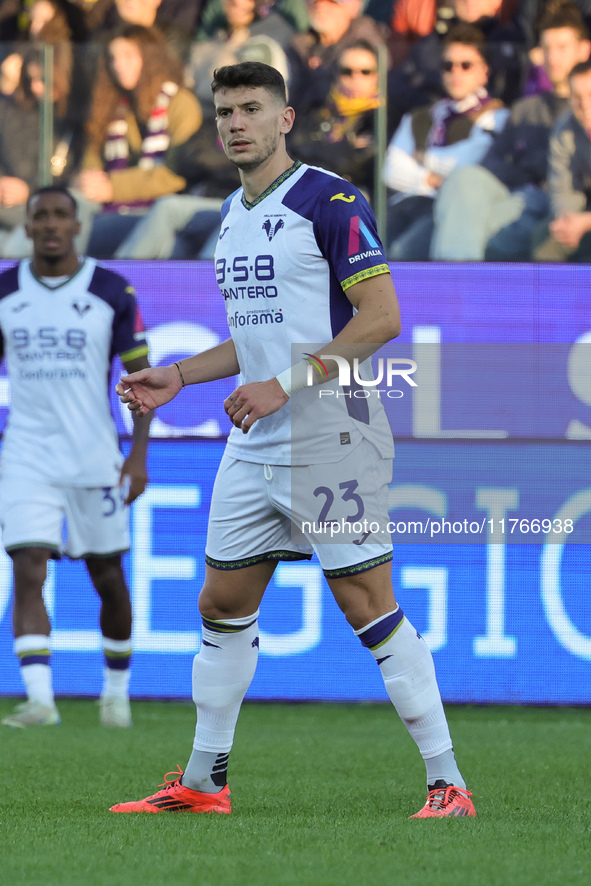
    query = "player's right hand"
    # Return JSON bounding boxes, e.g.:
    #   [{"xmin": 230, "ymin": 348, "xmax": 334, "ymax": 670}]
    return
[{"xmin": 116, "ymin": 365, "xmax": 182, "ymax": 415}]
